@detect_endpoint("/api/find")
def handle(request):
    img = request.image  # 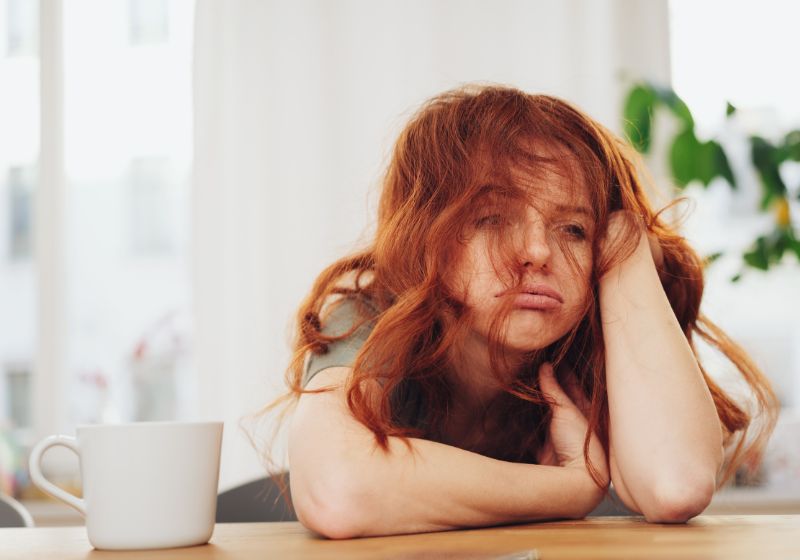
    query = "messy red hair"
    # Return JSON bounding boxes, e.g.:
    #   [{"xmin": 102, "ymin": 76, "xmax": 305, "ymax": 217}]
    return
[{"xmin": 256, "ymin": 84, "xmax": 778, "ymax": 502}]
